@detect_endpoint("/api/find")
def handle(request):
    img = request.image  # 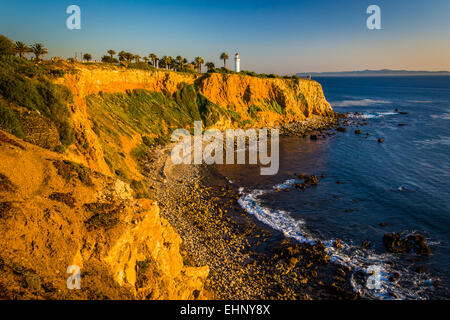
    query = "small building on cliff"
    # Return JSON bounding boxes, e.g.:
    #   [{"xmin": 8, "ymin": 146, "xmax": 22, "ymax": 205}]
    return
[{"xmin": 235, "ymin": 53, "xmax": 240, "ymax": 72}]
